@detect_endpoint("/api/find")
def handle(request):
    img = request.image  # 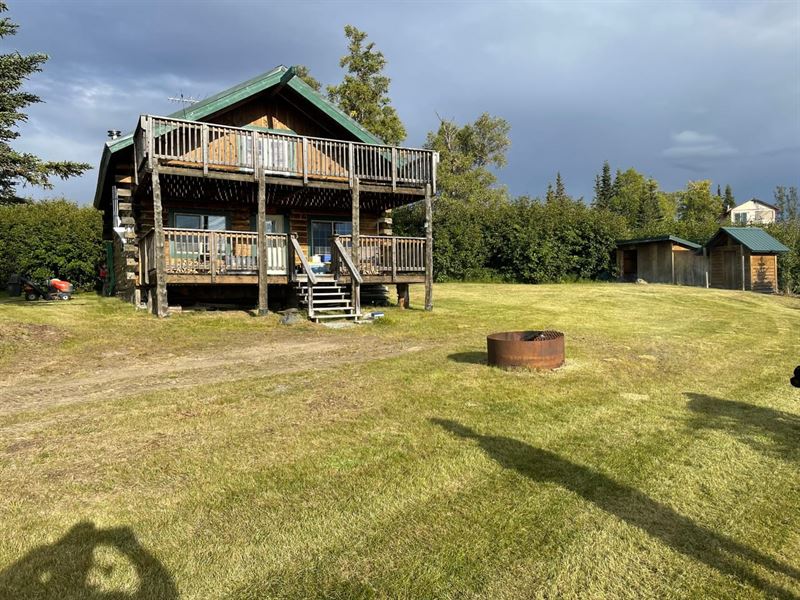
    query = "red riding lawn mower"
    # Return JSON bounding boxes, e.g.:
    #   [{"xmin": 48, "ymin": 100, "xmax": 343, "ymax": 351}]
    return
[{"xmin": 8, "ymin": 274, "xmax": 74, "ymax": 301}]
